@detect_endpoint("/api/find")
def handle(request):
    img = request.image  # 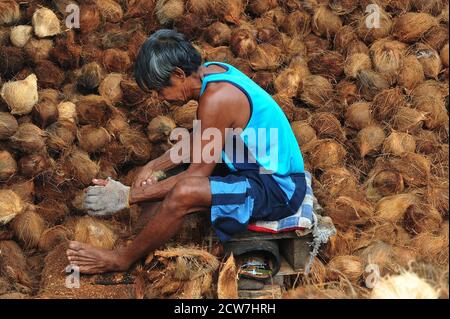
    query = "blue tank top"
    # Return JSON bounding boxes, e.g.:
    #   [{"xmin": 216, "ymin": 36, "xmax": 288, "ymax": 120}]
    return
[{"xmin": 199, "ymin": 61, "xmax": 305, "ymax": 176}]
